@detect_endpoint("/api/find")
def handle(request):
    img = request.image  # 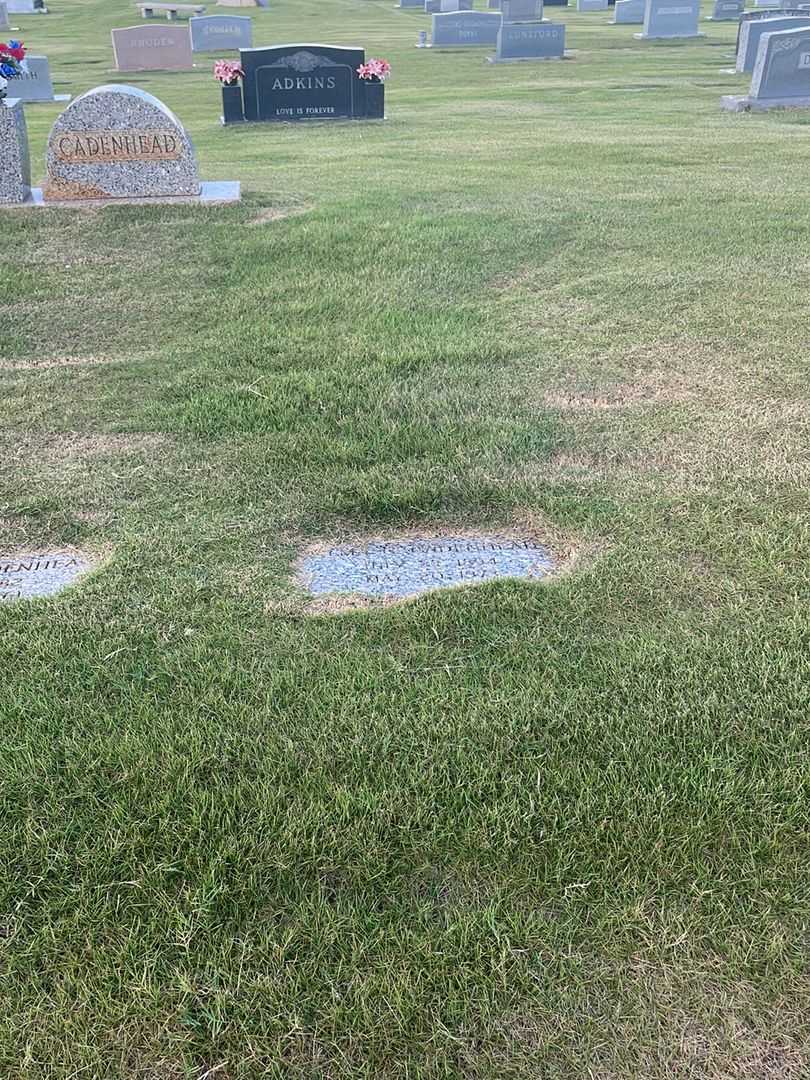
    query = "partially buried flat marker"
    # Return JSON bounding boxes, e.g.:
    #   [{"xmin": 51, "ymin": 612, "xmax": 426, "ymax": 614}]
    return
[
  {"xmin": 298, "ymin": 535, "xmax": 555, "ymax": 601},
  {"xmin": 0, "ymin": 550, "xmax": 96, "ymax": 602}
]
